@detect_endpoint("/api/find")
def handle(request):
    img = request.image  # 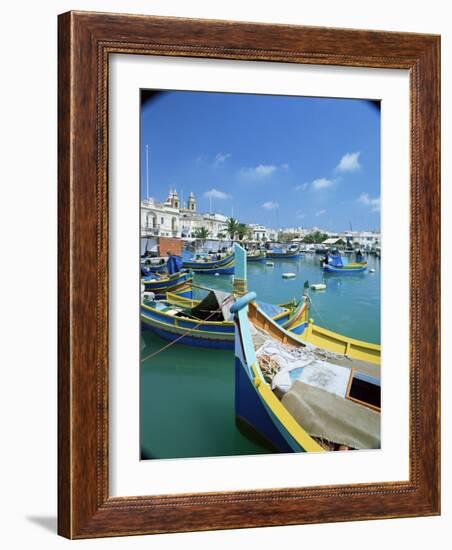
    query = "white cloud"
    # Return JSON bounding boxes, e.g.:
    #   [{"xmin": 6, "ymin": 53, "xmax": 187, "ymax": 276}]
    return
[
  {"xmin": 336, "ymin": 152, "xmax": 361, "ymax": 172},
  {"xmin": 358, "ymin": 193, "xmax": 380, "ymax": 212},
  {"xmin": 296, "ymin": 212, "xmax": 306, "ymax": 219},
  {"xmin": 295, "ymin": 182, "xmax": 309, "ymax": 191},
  {"xmin": 212, "ymin": 152, "xmax": 231, "ymax": 167},
  {"xmin": 315, "ymin": 209, "xmax": 326, "ymax": 216},
  {"xmin": 311, "ymin": 178, "xmax": 335, "ymax": 190},
  {"xmin": 262, "ymin": 201, "xmax": 279, "ymax": 210},
  {"xmin": 203, "ymin": 188, "xmax": 232, "ymax": 200},
  {"xmin": 240, "ymin": 164, "xmax": 277, "ymax": 179},
  {"xmin": 281, "ymin": 163, "xmax": 289, "ymax": 170}
]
